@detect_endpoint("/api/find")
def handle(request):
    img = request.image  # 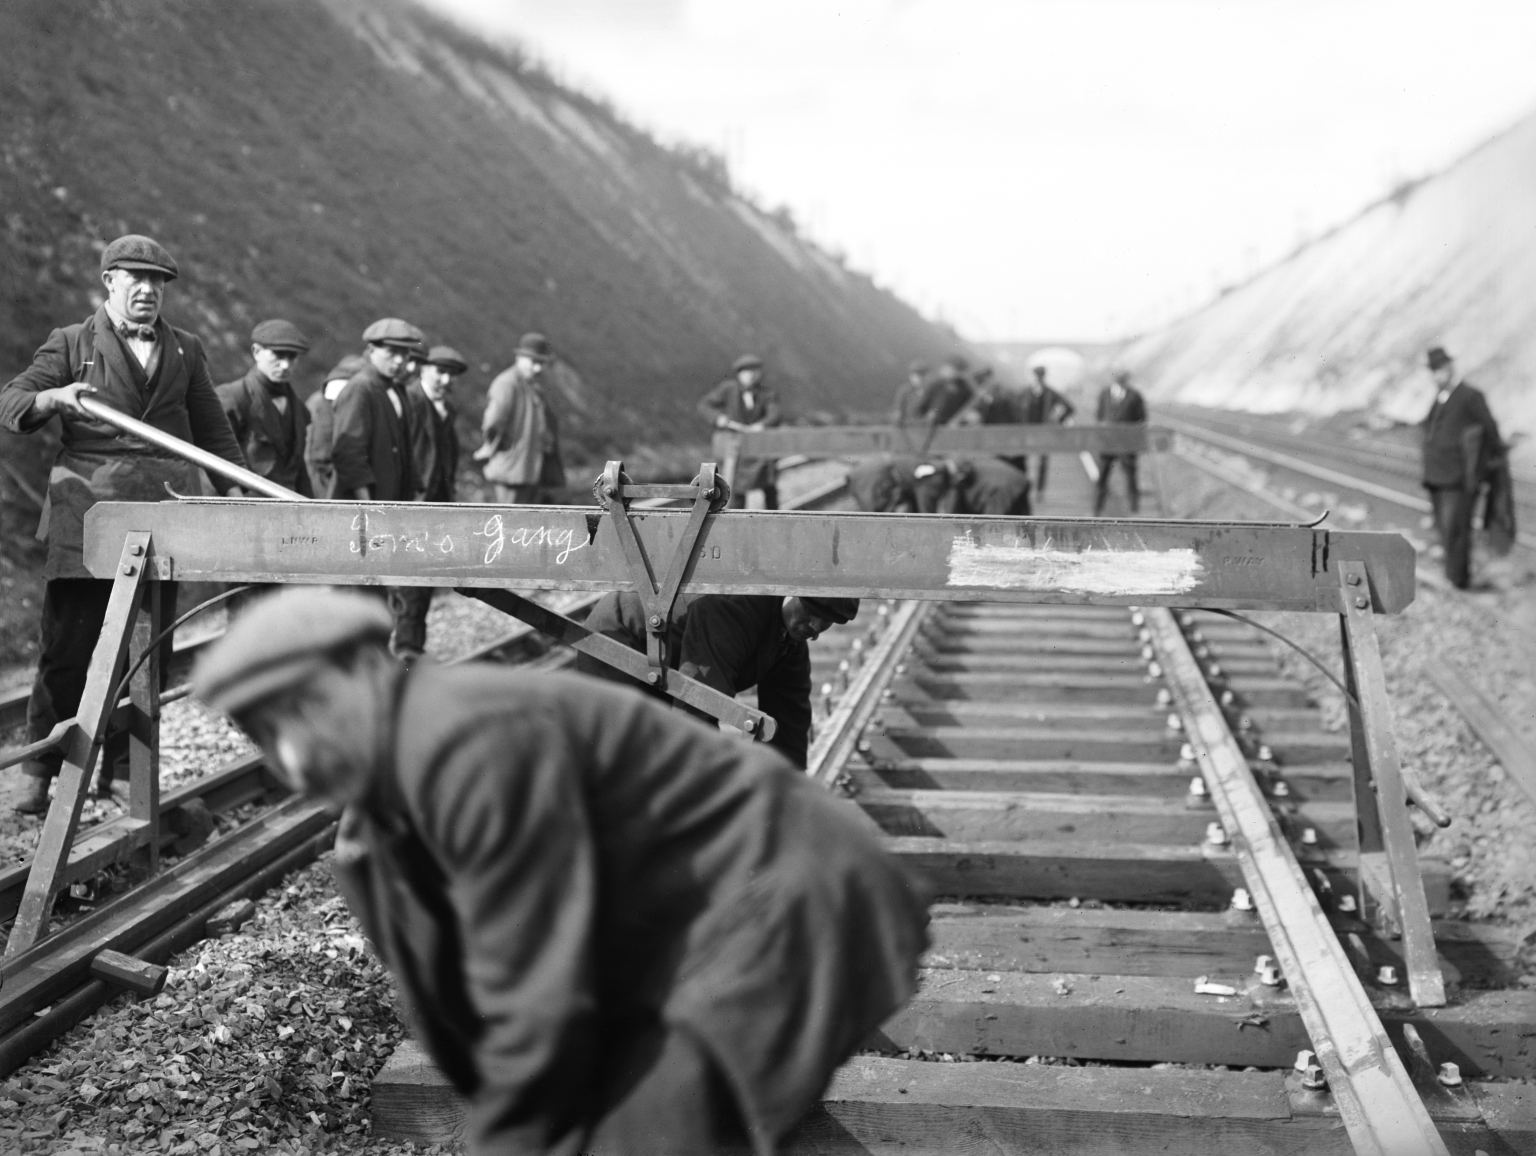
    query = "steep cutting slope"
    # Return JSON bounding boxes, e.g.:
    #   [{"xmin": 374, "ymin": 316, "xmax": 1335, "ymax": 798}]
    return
[
  {"xmin": 0, "ymin": 0, "xmax": 956, "ymax": 452},
  {"xmin": 1122, "ymin": 112, "xmax": 1536, "ymax": 448}
]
